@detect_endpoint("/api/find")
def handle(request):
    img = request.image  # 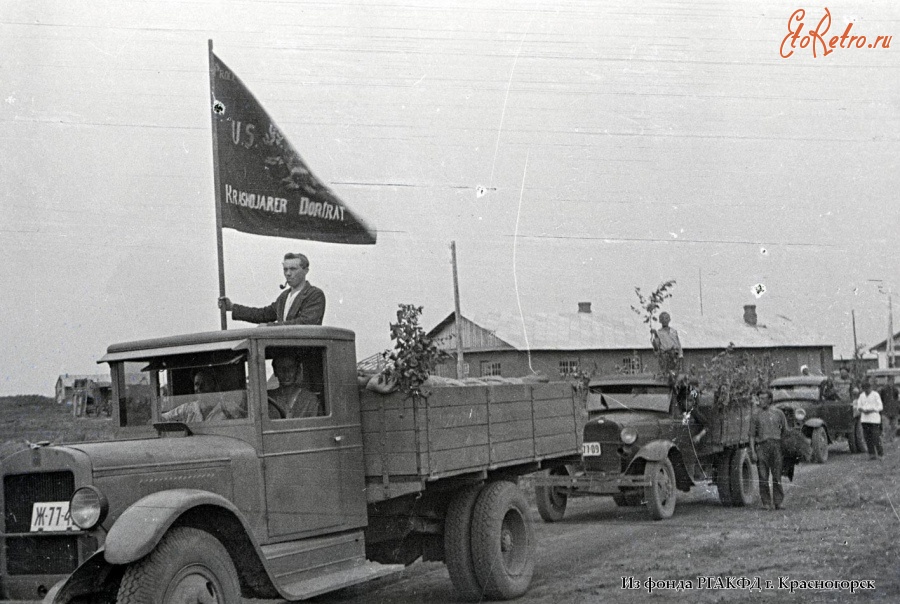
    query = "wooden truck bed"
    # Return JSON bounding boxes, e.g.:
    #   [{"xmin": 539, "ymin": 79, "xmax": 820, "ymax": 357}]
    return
[
  {"xmin": 360, "ymin": 382, "xmax": 582, "ymax": 502},
  {"xmin": 700, "ymin": 400, "xmax": 753, "ymax": 448}
]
